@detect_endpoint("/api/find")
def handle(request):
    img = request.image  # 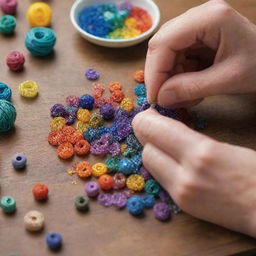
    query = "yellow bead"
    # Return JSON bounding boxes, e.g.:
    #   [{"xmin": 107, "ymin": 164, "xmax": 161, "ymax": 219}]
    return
[
  {"xmin": 19, "ymin": 80, "xmax": 39, "ymax": 98},
  {"xmin": 125, "ymin": 17, "xmax": 137, "ymax": 28},
  {"xmin": 126, "ymin": 174, "xmax": 145, "ymax": 191},
  {"xmin": 50, "ymin": 117, "xmax": 66, "ymax": 131},
  {"xmin": 92, "ymin": 163, "xmax": 108, "ymax": 177},
  {"xmin": 77, "ymin": 108, "xmax": 90, "ymax": 123},
  {"xmin": 76, "ymin": 121, "xmax": 89, "ymax": 133},
  {"xmin": 120, "ymin": 144, "xmax": 127, "ymax": 154},
  {"xmin": 120, "ymin": 97, "xmax": 134, "ymax": 112},
  {"xmin": 27, "ymin": 2, "xmax": 51, "ymax": 27}
]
